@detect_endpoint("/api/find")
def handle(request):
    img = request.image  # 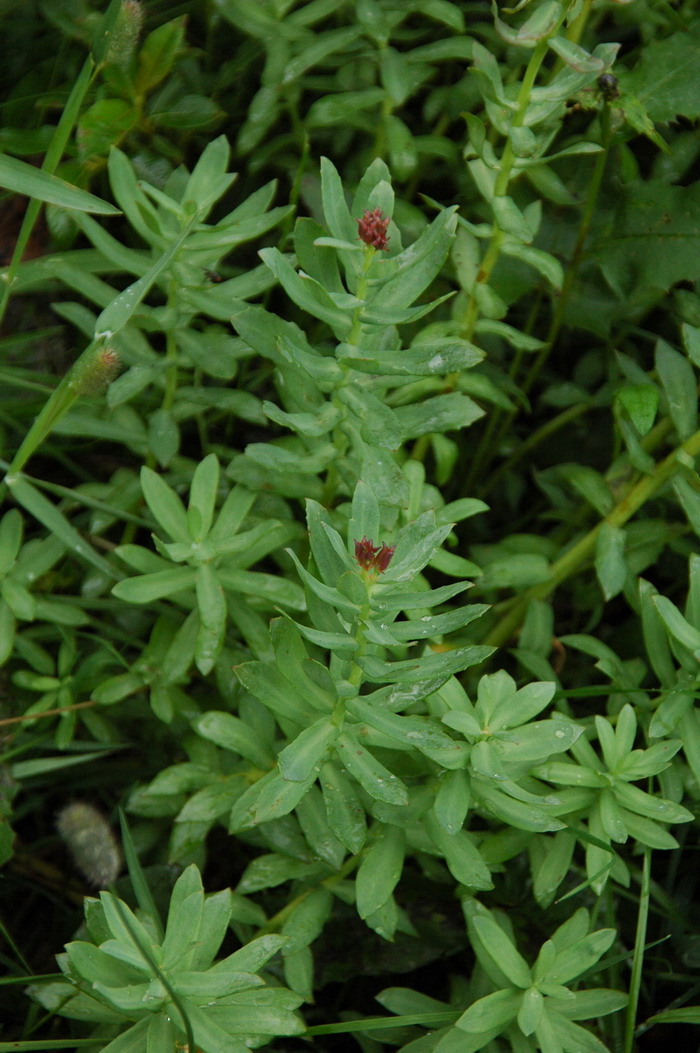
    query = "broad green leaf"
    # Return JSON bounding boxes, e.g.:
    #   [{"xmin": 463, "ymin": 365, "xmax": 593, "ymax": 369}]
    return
[
  {"xmin": 348, "ymin": 699, "xmax": 458, "ymax": 754},
  {"xmin": 141, "ymin": 466, "xmax": 191, "ymax": 542},
  {"xmin": 283, "ymin": 27, "xmax": 361, "ymax": 84},
  {"xmin": 518, "ymin": 987, "xmax": 544, "ymax": 1036},
  {"xmin": 561, "ymin": 464, "xmax": 613, "ymax": 516},
  {"xmin": 0, "ymin": 153, "xmax": 119, "ymax": 214},
  {"xmin": 616, "ymin": 384, "xmax": 658, "ymax": 436},
  {"xmin": 494, "ymin": 0, "xmax": 561, "ymax": 47},
  {"xmin": 287, "ymin": 551, "xmax": 359, "ymax": 613},
  {"xmin": 77, "ymin": 99, "xmax": 134, "ymax": 160},
  {"xmin": 386, "ymin": 512, "xmax": 451, "ymax": 580},
  {"xmin": 152, "ymin": 94, "xmax": 224, "ymax": 131},
  {"xmin": 224, "ymin": 933, "xmax": 286, "ymax": 974},
  {"xmin": 207, "ymin": 484, "xmax": 256, "ymax": 548},
  {"xmin": 187, "ymin": 454, "xmax": 219, "ymax": 540},
  {"xmin": 278, "ymin": 719, "xmax": 340, "ymax": 782},
  {"xmin": 498, "ymin": 239, "xmax": 564, "ymax": 288},
  {"xmin": 270, "ymin": 619, "xmax": 336, "ymax": 712},
  {"xmin": 683, "ymin": 322, "xmax": 700, "ymax": 368},
  {"xmin": 305, "ymin": 88, "xmax": 385, "ymax": 127},
  {"xmin": 135, "ymin": 17, "xmax": 186, "ymax": 95},
  {"xmin": 6, "ymin": 475, "xmax": 117, "ymax": 578},
  {"xmin": 548, "ymin": 37, "xmax": 604, "ymax": 72},
  {"xmin": 613, "ymin": 781, "xmax": 693, "ymax": 824},
  {"xmin": 259, "ymin": 247, "xmax": 352, "ymax": 334},
  {"xmin": 195, "ymin": 563, "xmax": 226, "ymax": 675},
  {"xmin": 217, "ymin": 568, "xmax": 305, "ymax": 610},
  {"xmin": 618, "ymin": 25, "xmax": 700, "ymax": 121},
  {"xmin": 649, "ymin": 688, "xmax": 693, "ymax": 739},
  {"xmin": 356, "ymin": 826, "xmax": 405, "ymax": 919},
  {"xmin": 386, "ymin": 115, "xmax": 418, "ymax": 180},
  {"xmin": 319, "ymin": 761, "xmax": 367, "ymax": 853},
  {"xmin": 394, "ymin": 393, "xmax": 484, "ymax": 439},
  {"xmin": 532, "ymin": 831, "xmax": 575, "ymax": 907},
  {"xmin": 655, "ymin": 338, "xmax": 697, "ymax": 440},
  {"xmin": 295, "ymin": 786, "xmax": 345, "ymax": 867},
  {"xmin": 645, "ymin": 1006, "xmax": 700, "ymax": 1027},
  {"xmin": 340, "ymin": 386, "xmax": 403, "ymax": 450},
  {"xmin": 546, "ymin": 929, "xmax": 616, "ymax": 985},
  {"xmin": 370, "ymin": 207, "xmax": 457, "ymax": 310},
  {"xmin": 427, "ymin": 816, "xmax": 493, "ymax": 891},
  {"xmin": 228, "ymin": 769, "xmax": 316, "ymax": 831},
  {"xmin": 182, "ymin": 135, "xmax": 234, "ymax": 217},
  {"xmin": 234, "ymin": 661, "xmax": 319, "ymax": 725},
  {"xmin": 0, "ymin": 600, "xmax": 15, "ymax": 666},
  {"xmin": 95, "ymin": 216, "xmax": 196, "ymax": 338},
  {"xmin": 336, "ymin": 731, "xmax": 408, "ymax": 806},
  {"xmin": 380, "ymin": 46, "xmax": 411, "ymax": 105},
  {"xmin": 148, "ymin": 408, "xmax": 179, "ymax": 468},
  {"xmin": 598, "ymin": 790, "xmax": 627, "ymax": 843},
  {"xmin": 290, "ymin": 619, "xmax": 358, "ymax": 657},
  {"xmin": 11, "ymin": 749, "xmax": 116, "ymax": 780},
  {"xmin": 653, "ymin": 594, "xmax": 700, "ymax": 655},
  {"xmin": 0, "ymin": 508, "xmax": 23, "ymax": 572},
  {"xmin": 595, "ymin": 523, "xmax": 627, "ymax": 600},
  {"xmin": 457, "ymin": 988, "xmax": 521, "ymax": 1034},
  {"xmin": 620, "ymin": 810, "xmax": 678, "ymax": 850},
  {"xmin": 320, "ymin": 156, "xmax": 356, "ymax": 243},
  {"xmin": 673, "ymin": 475, "xmax": 700, "ymax": 540},
  {"xmin": 433, "ymin": 769, "xmax": 471, "ymax": 834},
  {"xmin": 359, "ymin": 644, "xmax": 494, "ymax": 684},
  {"xmin": 600, "ymin": 182, "xmax": 700, "ymax": 297},
  {"xmin": 263, "ymin": 400, "xmax": 342, "ymax": 437},
  {"xmin": 281, "ymin": 887, "xmax": 333, "ymax": 955},
  {"xmin": 475, "ymin": 782, "xmax": 566, "ymax": 832},
  {"xmin": 237, "ymin": 854, "xmax": 324, "ymax": 894},
  {"xmin": 348, "ymin": 480, "xmax": 381, "ymax": 553},
  {"xmin": 383, "ymin": 603, "xmax": 488, "ymax": 641},
  {"xmin": 370, "ymin": 581, "xmax": 470, "ymax": 611},
  {"xmin": 492, "ymin": 196, "xmax": 534, "ymax": 242},
  {"xmin": 195, "ymin": 711, "xmax": 274, "ymax": 768},
  {"xmin": 472, "ymin": 913, "xmax": 531, "ymax": 987},
  {"xmin": 337, "ymin": 338, "xmax": 483, "ymax": 377}
]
